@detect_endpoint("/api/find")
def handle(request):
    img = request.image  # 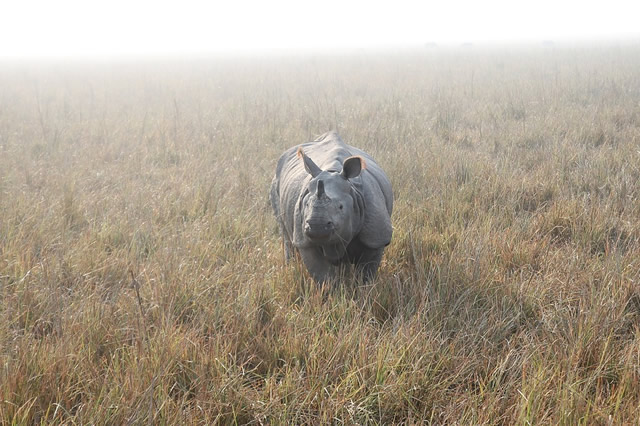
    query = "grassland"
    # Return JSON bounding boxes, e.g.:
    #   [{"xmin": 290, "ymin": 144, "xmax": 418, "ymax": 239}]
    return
[{"xmin": 1, "ymin": 44, "xmax": 640, "ymax": 423}]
